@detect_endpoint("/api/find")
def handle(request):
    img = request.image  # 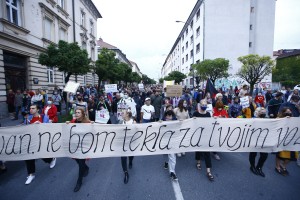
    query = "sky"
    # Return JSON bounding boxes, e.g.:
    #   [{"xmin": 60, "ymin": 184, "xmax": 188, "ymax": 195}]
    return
[{"xmin": 92, "ymin": 0, "xmax": 300, "ymax": 80}]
